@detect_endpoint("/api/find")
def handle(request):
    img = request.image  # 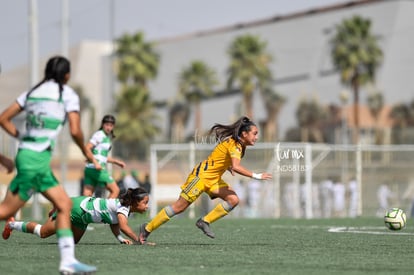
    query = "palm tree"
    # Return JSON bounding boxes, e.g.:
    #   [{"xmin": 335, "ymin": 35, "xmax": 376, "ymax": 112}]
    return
[
  {"xmin": 390, "ymin": 100, "xmax": 414, "ymax": 144},
  {"xmin": 261, "ymin": 87, "xmax": 285, "ymax": 142},
  {"xmin": 116, "ymin": 32, "xmax": 159, "ymax": 86},
  {"xmin": 227, "ymin": 34, "xmax": 273, "ymax": 120},
  {"xmin": 296, "ymin": 97, "xmax": 326, "ymax": 142},
  {"xmin": 330, "ymin": 15, "xmax": 383, "ymax": 143},
  {"xmin": 367, "ymin": 90, "xmax": 384, "ymax": 144},
  {"xmin": 114, "ymin": 31, "xmax": 161, "ymax": 158},
  {"xmin": 114, "ymin": 85, "xmax": 160, "ymax": 158},
  {"xmin": 168, "ymin": 100, "xmax": 190, "ymax": 143},
  {"xmin": 178, "ymin": 60, "xmax": 219, "ymax": 133}
]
